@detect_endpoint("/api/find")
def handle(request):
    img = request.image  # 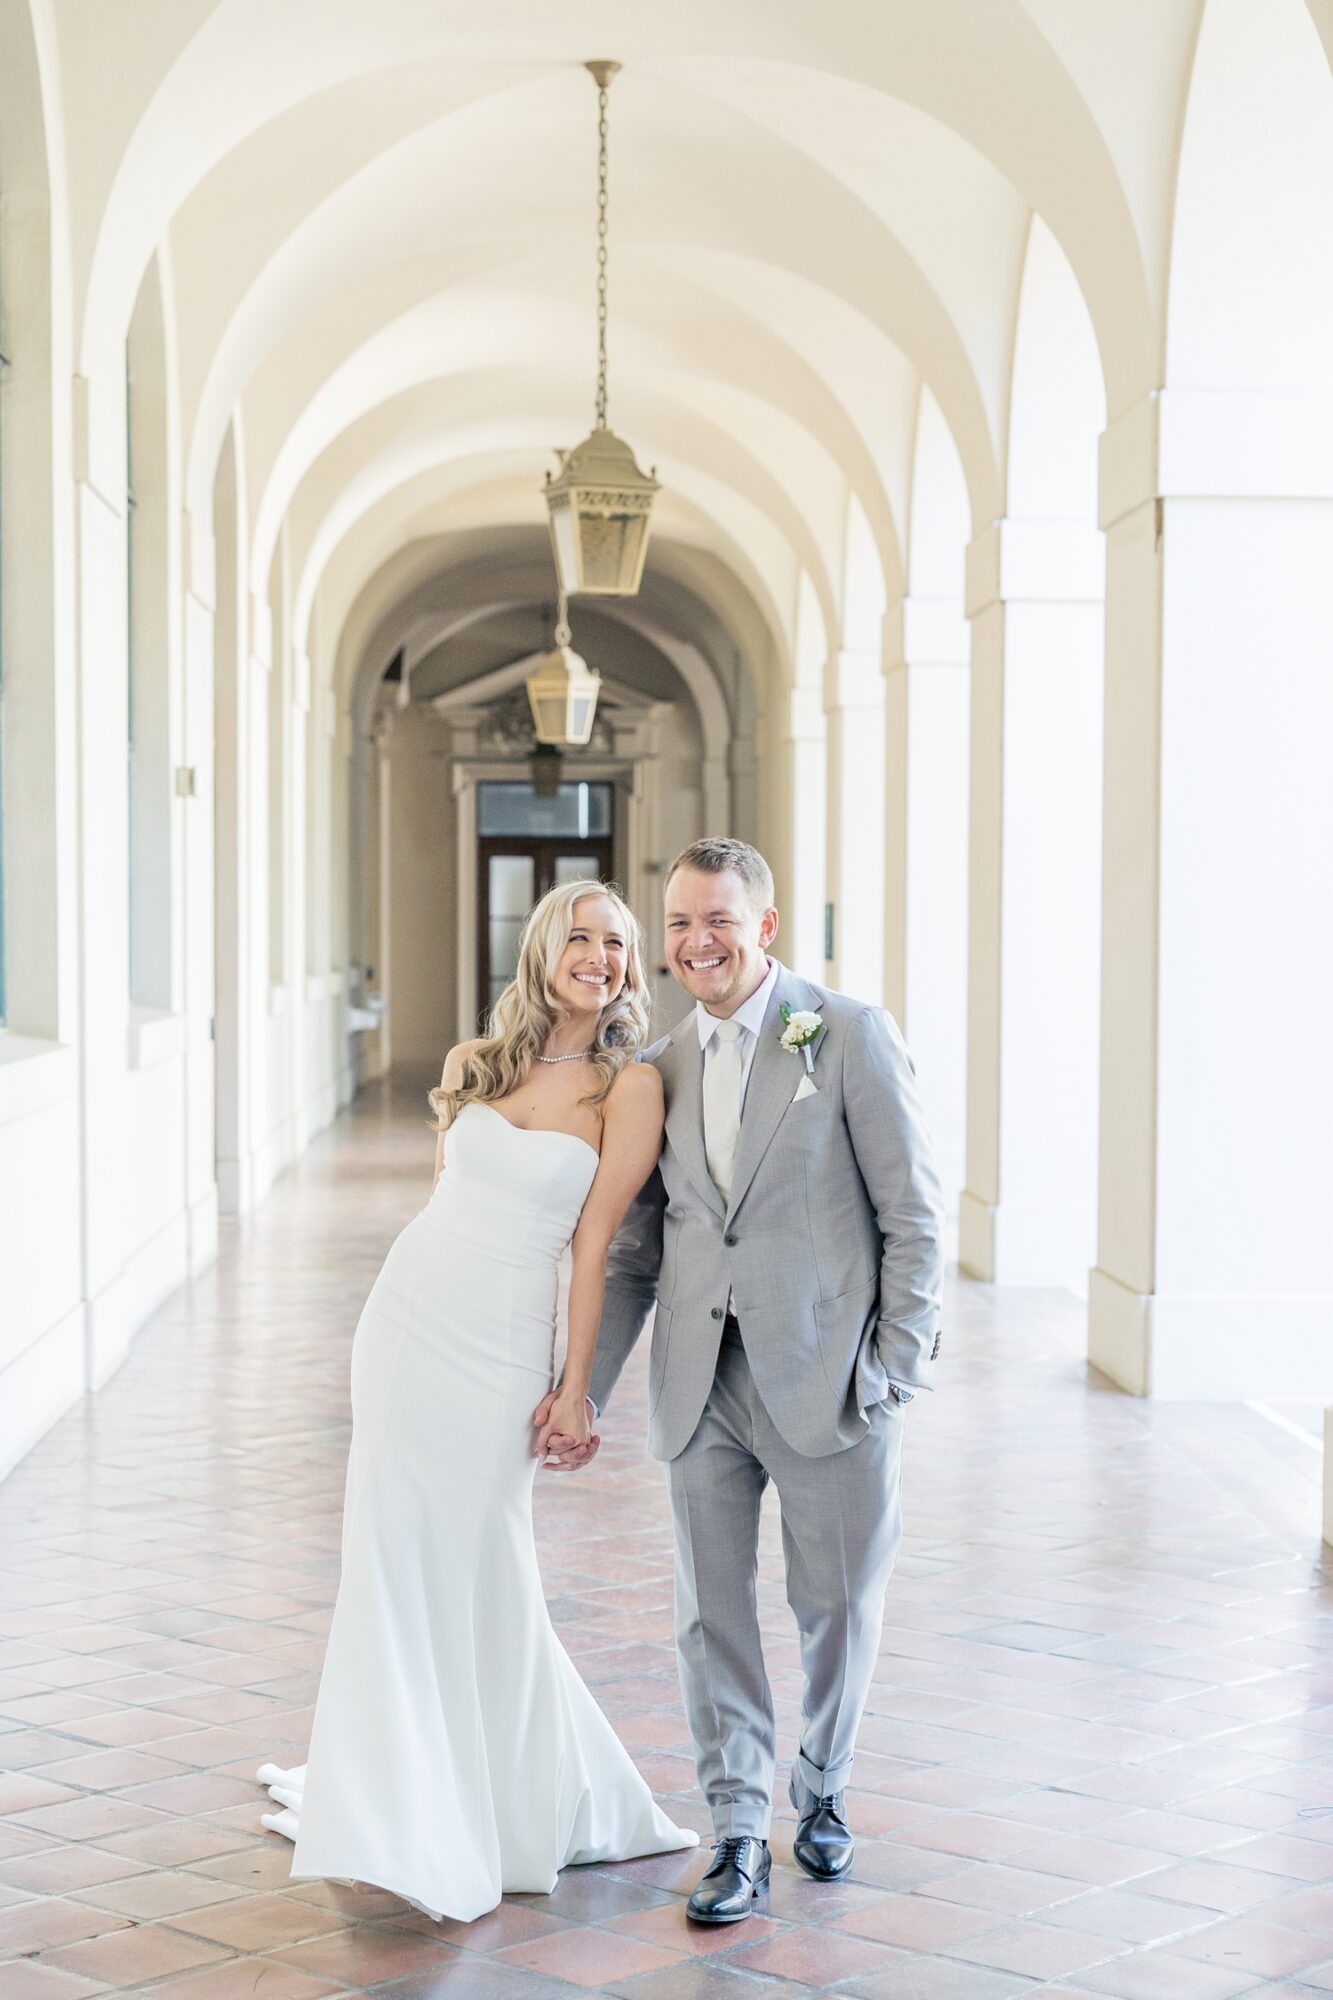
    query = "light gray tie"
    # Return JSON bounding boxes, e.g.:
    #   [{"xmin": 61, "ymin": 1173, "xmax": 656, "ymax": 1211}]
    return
[{"xmin": 703, "ymin": 1018, "xmax": 745, "ymax": 1205}]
